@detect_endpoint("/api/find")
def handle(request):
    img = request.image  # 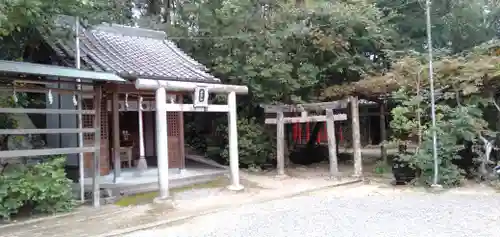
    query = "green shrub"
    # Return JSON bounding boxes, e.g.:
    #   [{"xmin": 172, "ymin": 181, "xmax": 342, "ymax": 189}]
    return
[
  {"xmin": 373, "ymin": 160, "xmax": 390, "ymax": 175},
  {"xmin": 389, "ymin": 85, "xmax": 493, "ymax": 186},
  {"xmin": 0, "ymin": 156, "xmax": 75, "ymax": 219},
  {"xmin": 398, "ymin": 131, "xmax": 464, "ymax": 187},
  {"xmin": 221, "ymin": 117, "xmax": 275, "ymax": 167}
]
